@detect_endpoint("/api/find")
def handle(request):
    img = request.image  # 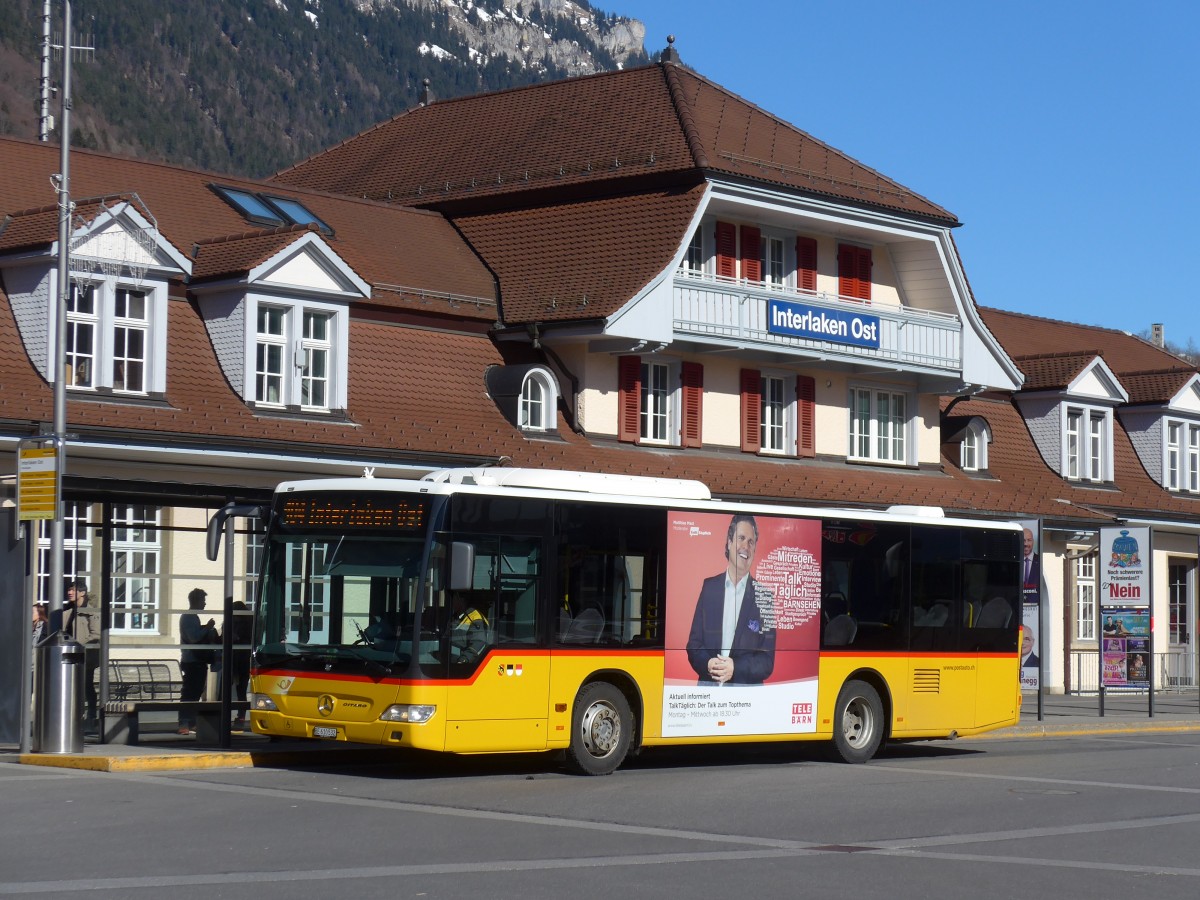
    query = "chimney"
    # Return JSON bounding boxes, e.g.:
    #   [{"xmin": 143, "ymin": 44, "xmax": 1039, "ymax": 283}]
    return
[
  {"xmin": 419, "ymin": 78, "xmax": 432, "ymax": 107},
  {"xmin": 660, "ymin": 34, "xmax": 680, "ymax": 64},
  {"xmin": 1151, "ymin": 323, "xmax": 1165, "ymax": 347}
]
